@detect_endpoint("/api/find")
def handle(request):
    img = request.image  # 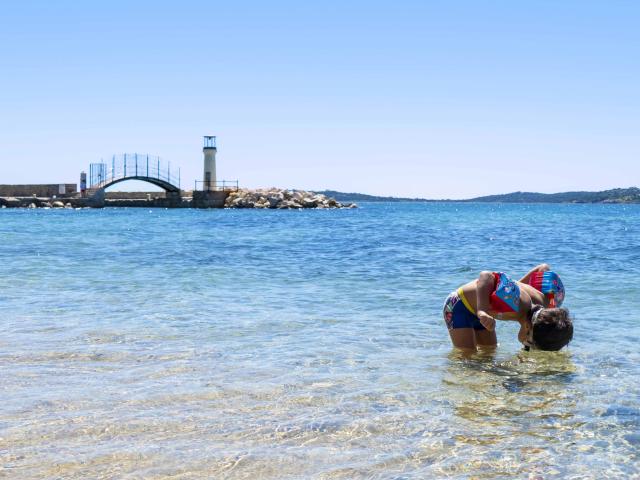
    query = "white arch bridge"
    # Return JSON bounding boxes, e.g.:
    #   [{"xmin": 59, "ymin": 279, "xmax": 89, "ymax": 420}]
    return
[{"xmin": 89, "ymin": 154, "xmax": 181, "ymax": 192}]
